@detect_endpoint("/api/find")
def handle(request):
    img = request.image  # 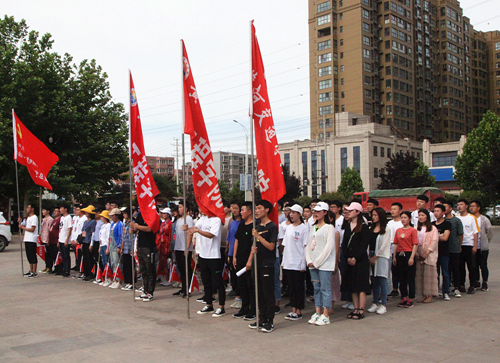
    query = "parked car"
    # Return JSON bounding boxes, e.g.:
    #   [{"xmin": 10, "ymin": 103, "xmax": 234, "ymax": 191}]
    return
[
  {"xmin": 486, "ymin": 206, "xmax": 500, "ymax": 220},
  {"xmin": 0, "ymin": 212, "xmax": 12, "ymax": 252}
]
